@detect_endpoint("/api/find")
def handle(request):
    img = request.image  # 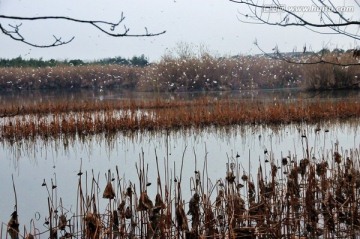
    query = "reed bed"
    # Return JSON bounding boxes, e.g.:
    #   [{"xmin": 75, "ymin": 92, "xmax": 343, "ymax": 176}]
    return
[
  {"xmin": 302, "ymin": 53, "xmax": 360, "ymax": 90},
  {"xmin": 1, "ymin": 51, "xmax": 358, "ymax": 92},
  {"xmin": 0, "ymin": 55, "xmax": 301, "ymax": 92},
  {"xmin": 1, "ymin": 98, "xmax": 360, "ymax": 141},
  {"xmin": 3, "ymin": 139, "xmax": 360, "ymax": 238},
  {"xmin": 0, "ymin": 97, "xmax": 236, "ymax": 117}
]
